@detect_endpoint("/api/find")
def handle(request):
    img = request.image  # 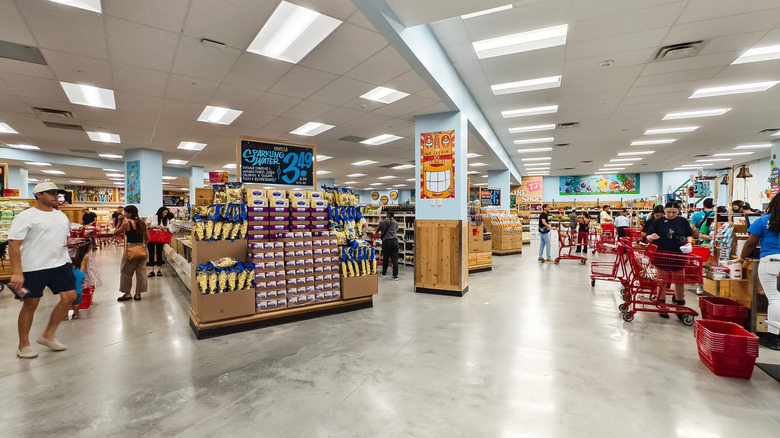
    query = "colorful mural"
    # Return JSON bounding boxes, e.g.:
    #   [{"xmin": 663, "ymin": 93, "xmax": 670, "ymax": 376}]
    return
[
  {"xmin": 420, "ymin": 130, "xmax": 455, "ymax": 199},
  {"xmin": 559, "ymin": 174, "xmax": 640, "ymax": 195}
]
